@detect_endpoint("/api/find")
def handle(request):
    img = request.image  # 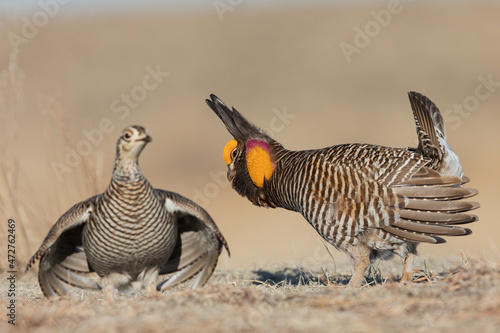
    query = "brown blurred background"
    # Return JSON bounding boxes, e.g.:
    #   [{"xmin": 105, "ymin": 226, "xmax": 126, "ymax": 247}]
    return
[{"xmin": 1, "ymin": 1, "xmax": 499, "ymax": 272}]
